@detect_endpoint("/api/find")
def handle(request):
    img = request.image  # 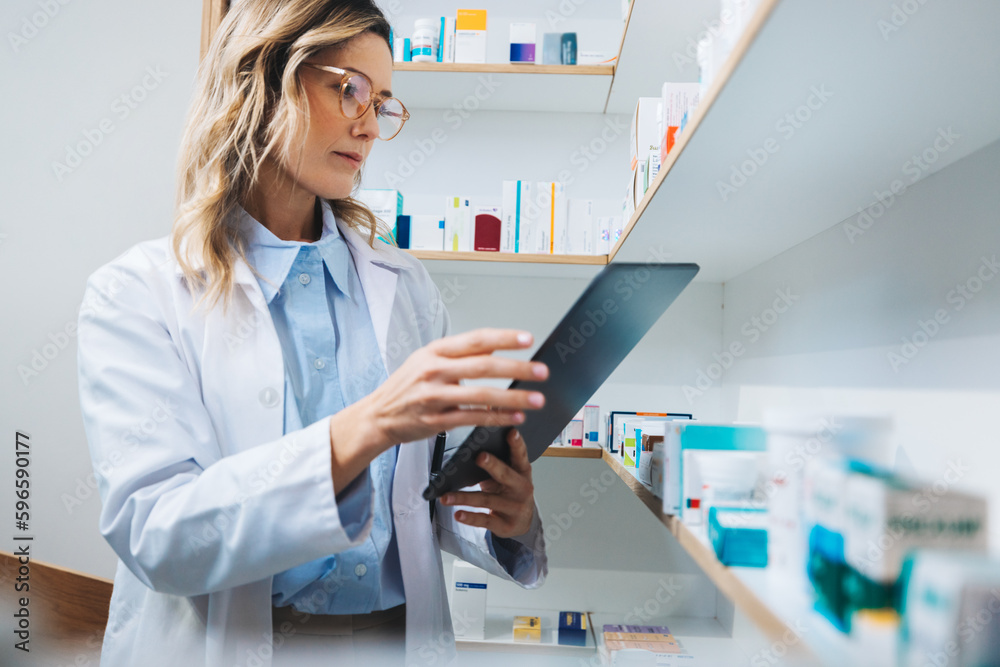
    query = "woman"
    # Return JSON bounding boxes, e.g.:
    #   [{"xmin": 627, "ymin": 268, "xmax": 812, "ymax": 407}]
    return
[{"xmin": 75, "ymin": 1, "xmax": 548, "ymax": 665}]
